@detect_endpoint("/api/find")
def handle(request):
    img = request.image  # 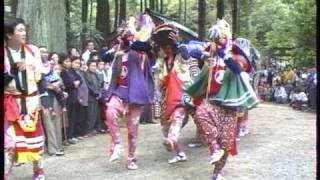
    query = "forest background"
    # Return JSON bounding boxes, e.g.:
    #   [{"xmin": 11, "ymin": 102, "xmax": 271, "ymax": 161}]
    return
[{"xmin": 4, "ymin": 0, "xmax": 316, "ymax": 68}]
